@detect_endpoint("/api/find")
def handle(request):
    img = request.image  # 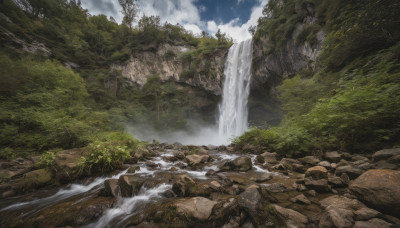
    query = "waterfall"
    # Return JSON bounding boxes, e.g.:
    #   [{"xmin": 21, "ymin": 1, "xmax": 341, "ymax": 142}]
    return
[{"xmin": 218, "ymin": 39, "xmax": 253, "ymax": 143}]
